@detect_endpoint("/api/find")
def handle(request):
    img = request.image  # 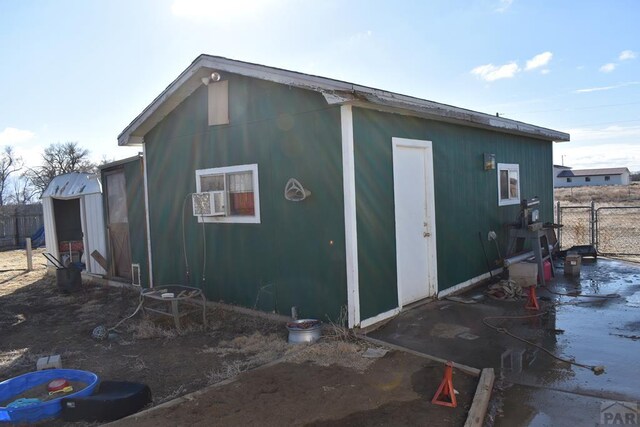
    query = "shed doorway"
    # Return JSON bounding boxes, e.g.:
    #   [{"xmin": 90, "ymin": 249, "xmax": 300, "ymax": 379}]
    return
[
  {"xmin": 52, "ymin": 198, "xmax": 83, "ymax": 265},
  {"xmin": 392, "ymin": 138, "xmax": 438, "ymax": 306},
  {"xmin": 105, "ymin": 170, "xmax": 132, "ymax": 280}
]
